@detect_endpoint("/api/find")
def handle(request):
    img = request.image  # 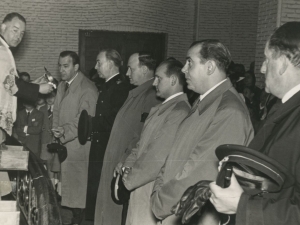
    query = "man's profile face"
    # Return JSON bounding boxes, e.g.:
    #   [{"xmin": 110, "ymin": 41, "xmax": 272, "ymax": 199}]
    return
[
  {"xmin": 1, "ymin": 17, "xmax": 25, "ymax": 47},
  {"xmin": 58, "ymin": 56, "xmax": 78, "ymax": 82},
  {"xmin": 260, "ymin": 44, "xmax": 280, "ymax": 95},
  {"xmin": 95, "ymin": 52, "xmax": 111, "ymax": 80},
  {"xmin": 182, "ymin": 45, "xmax": 206, "ymax": 94},
  {"xmin": 126, "ymin": 53, "xmax": 144, "ymax": 86},
  {"xmin": 153, "ymin": 64, "xmax": 171, "ymax": 99}
]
